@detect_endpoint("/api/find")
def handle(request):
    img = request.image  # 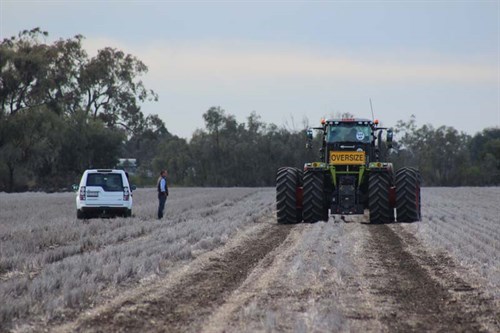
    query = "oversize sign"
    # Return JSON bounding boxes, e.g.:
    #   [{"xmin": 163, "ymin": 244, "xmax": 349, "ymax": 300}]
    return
[{"xmin": 330, "ymin": 151, "xmax": 365, "ymax": 165}]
